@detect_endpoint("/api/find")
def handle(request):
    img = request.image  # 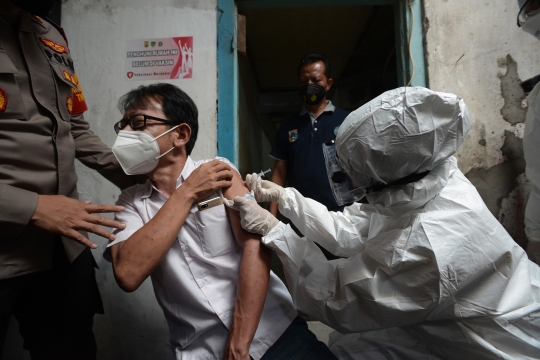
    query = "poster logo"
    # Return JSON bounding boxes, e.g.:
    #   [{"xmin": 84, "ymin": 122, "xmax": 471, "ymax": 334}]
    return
[{"xmin": 125, "ymin": 36, "xmax": 193, "ymax": 80}]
